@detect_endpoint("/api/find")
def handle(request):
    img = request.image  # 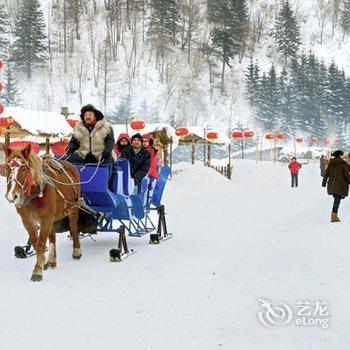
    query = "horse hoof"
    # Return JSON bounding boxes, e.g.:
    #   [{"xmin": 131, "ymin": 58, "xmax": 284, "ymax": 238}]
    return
[
  {"xmin": 49, "ymin": 262, "xmax": 57, "ymax": 269},
  {"xmin": 73, "ymin": 248, "xmax": 82, "ymax": 260},
  {"xmin": 30, "ymin": 274, "xmax": 43, "ymax": 282},
  {"xmin": 44, "ymin": 261, "xmax": 49, "ymax": 270}
]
